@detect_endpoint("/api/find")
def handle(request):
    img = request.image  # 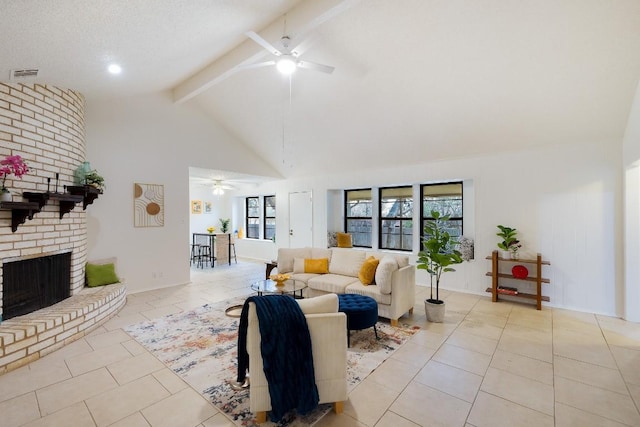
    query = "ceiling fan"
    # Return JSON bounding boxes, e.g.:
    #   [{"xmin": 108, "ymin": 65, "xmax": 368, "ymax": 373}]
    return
[
  {"xmin": 191, "ymin": 178, "xmax": 236, "ymax": 195},
  {"xmin": 242, "ymin": 31, "xmax": 335, "ymax": 75}
]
